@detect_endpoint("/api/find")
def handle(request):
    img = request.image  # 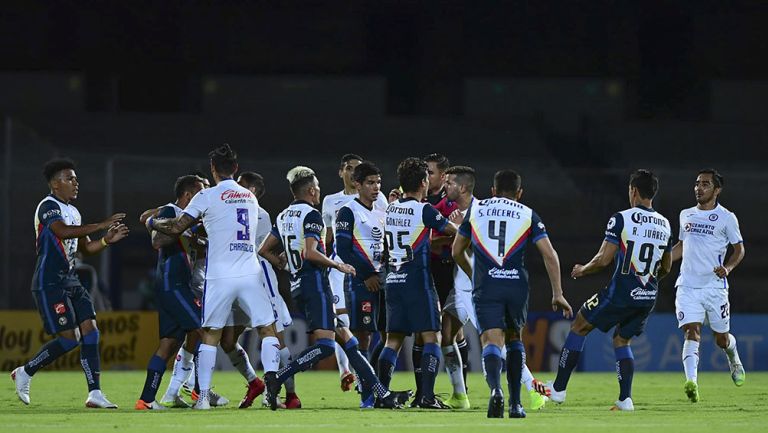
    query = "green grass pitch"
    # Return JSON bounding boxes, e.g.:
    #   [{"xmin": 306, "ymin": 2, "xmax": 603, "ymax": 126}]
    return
[{"xmin": 2, "ymin": 371, "xmax": 766, "ymax": 433}]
